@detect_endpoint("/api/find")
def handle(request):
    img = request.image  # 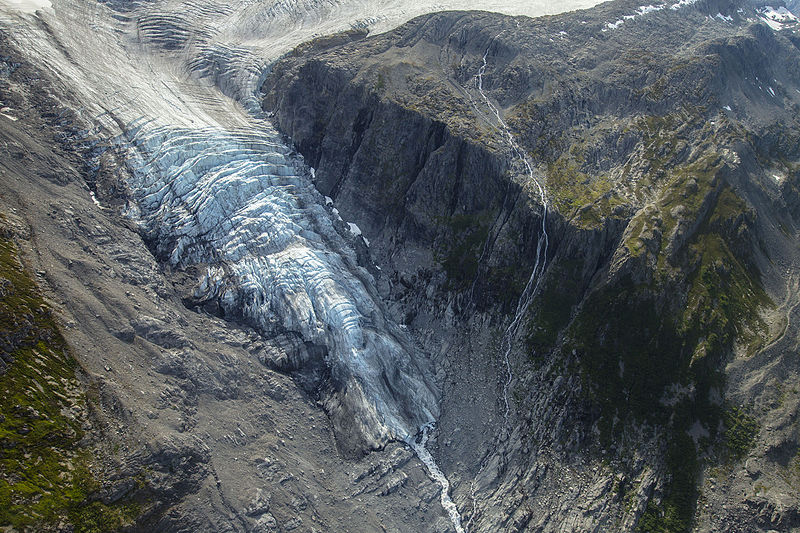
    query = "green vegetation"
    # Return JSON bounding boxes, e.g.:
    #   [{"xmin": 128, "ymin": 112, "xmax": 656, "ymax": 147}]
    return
[
  {"xmin": 638, "ymin": 432, "xmax": 698, "ymax": 533},
  {"xmin": 569, "ymin": 278, "xmax": 688, "ymax": 435},
  {"xmin": 0, "ymin": 221, "xmax": 139, "ymax": 532},
  {"xmin": 374, "ymin": 72, "xmax": 386, "ymax": 92},
  {"xmin": 564, "ymin": 141, "xmax": 769, "ymax": 531},
  {"xmin": 456, "ymin": 98, "xmax": 770, "ymax": 531},
  {"xmin": 625, "ymin": 215, "xmax": 648, "ymax": 256},
  {"xmin": 680, "ymin": 185, "xmax": 770, "ymax": 364},
  {"xmin": 525, "ymin": 260, "xmax": 582, "ymax": 362},
  {"xmin": 544, "ymin": 143, "xmax": 625, "ymax": 229},
  {"xmin": 722, "ymin": 405, "xmax": 758, "ymax": 462},
  {"xmin": 655, "ymin": 155, "xmax": 722, "ymax": 266}
]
